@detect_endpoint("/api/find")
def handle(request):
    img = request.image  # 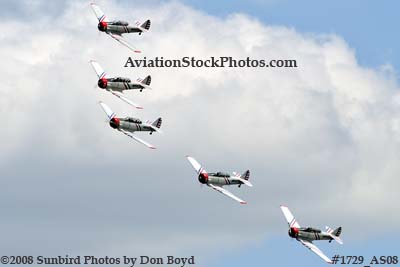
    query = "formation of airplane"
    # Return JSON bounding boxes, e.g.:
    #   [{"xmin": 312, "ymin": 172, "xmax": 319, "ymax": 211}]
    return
[
  {"xmin": 90, "ymin": 3, "xmax": 150, "ymax": 53},
  {"xmin": 89, "ymin": 3, "xmax": 345, "ymax": 263},
  {"xmin": 90, "ymin": 60, "xmax": 151, "ymax": 109},
  {"xmin": 99, "ymin": 102, "xmax": 162, "ymax": 149},
  {"xmin": 280, "ymin": 205, "xmax": 343, "ymax": 264},
  {"xmin": 186, "ymin": 156, "xmax": 252, "ymax": 204}
]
